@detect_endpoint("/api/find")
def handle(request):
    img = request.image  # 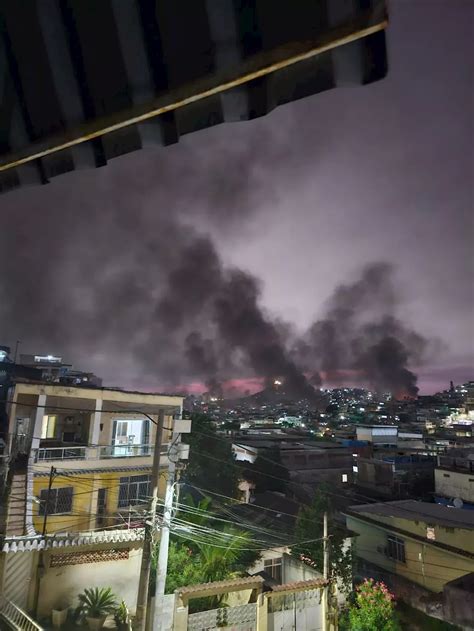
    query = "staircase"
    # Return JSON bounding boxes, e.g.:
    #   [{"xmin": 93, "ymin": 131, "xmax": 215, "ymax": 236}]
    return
[
  {"xmin": 5, "ymin": 473, "xmax": 27, "ymax": 536},
  {"xmin": 0, "ymin": 597, "xmax": 43, "ymax": 631}
]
